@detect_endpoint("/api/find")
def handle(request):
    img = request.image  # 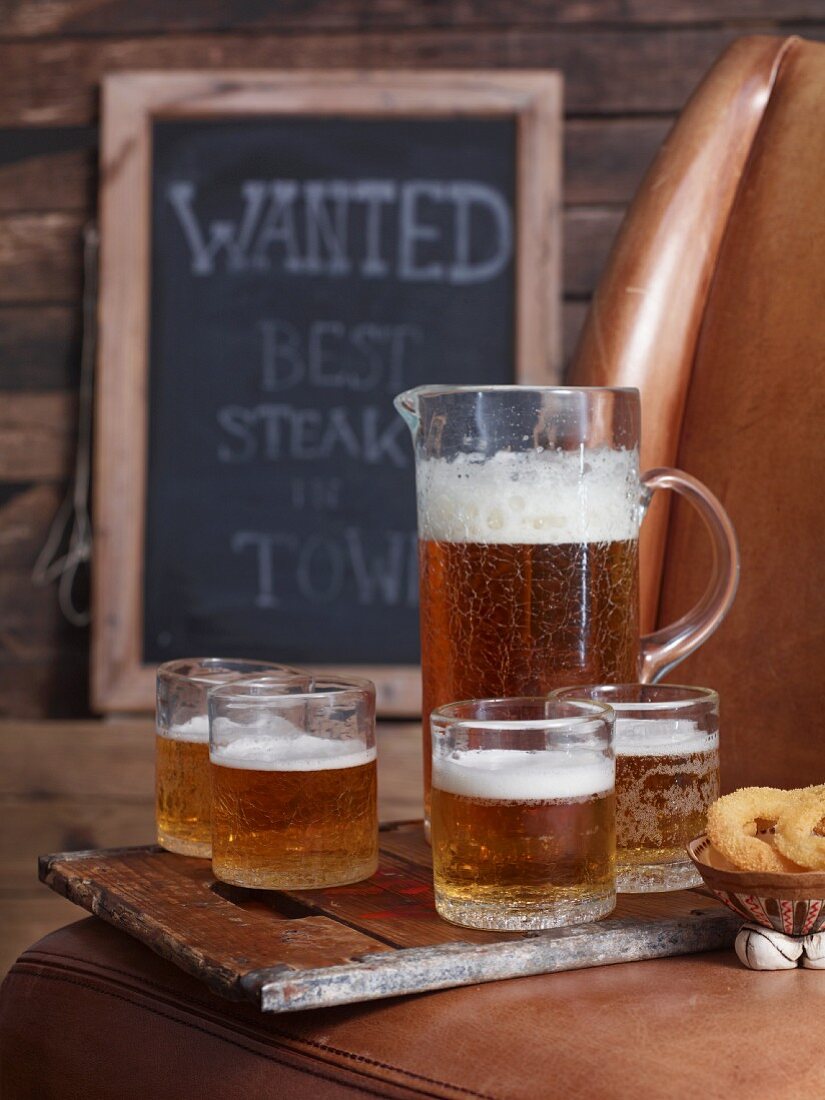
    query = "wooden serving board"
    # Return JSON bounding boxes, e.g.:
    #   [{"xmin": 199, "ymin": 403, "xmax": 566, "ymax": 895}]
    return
[{"xmin": 39, "ymin": 822, "xmax": 739, "ymax": 1013}]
